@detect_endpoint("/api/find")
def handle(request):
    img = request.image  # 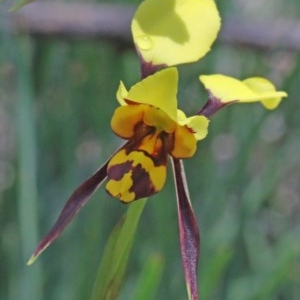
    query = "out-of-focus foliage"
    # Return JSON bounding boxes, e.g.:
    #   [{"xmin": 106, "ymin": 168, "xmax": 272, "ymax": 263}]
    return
[{"xmin": 0, "ymin": 0, "xmax": 299, "ymax": 299}]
